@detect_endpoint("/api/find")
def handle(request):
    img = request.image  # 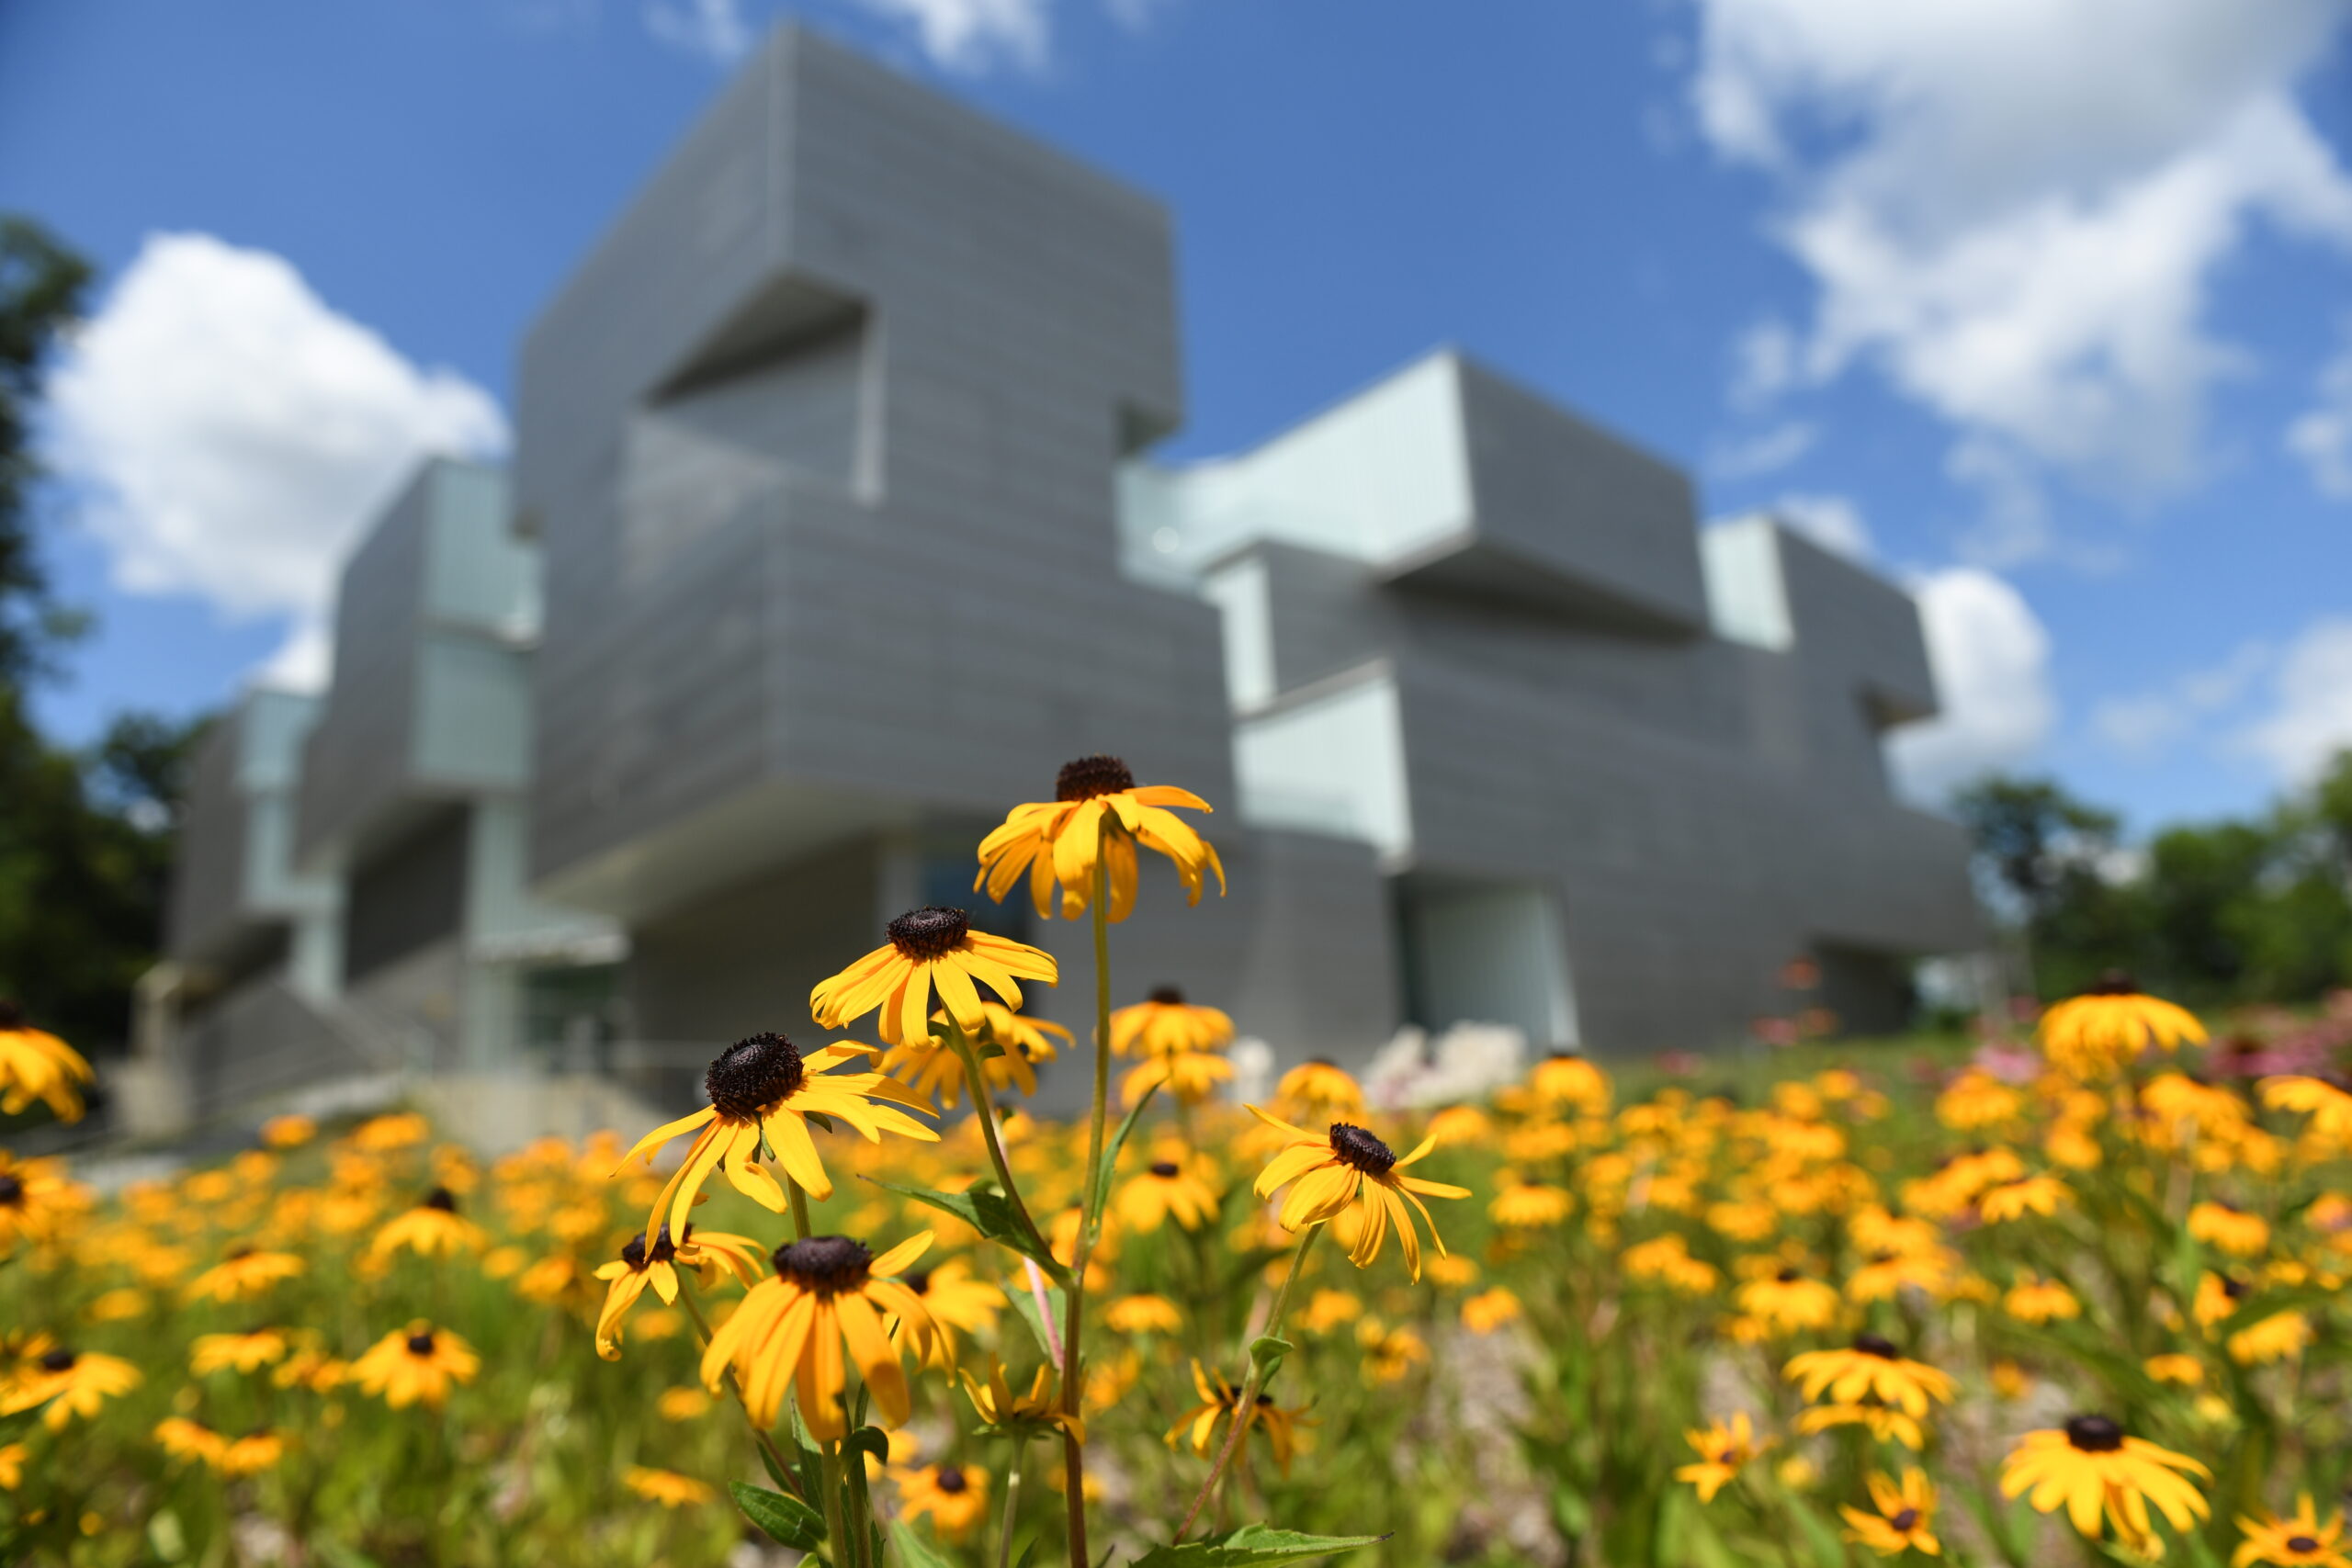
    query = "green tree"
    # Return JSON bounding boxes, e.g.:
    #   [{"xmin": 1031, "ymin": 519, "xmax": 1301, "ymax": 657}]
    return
[{"xmin": 0, "ymin": 216, "xmax": 93, "ymax": 685}]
